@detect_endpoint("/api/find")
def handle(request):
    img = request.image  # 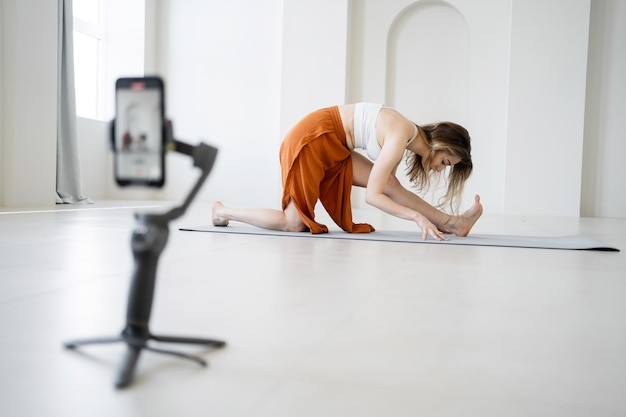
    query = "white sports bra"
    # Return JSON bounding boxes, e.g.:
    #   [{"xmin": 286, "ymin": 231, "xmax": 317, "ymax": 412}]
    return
[{"xmin": 353, "ymin": 103, "xmax": 418, "ymax": 160}]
